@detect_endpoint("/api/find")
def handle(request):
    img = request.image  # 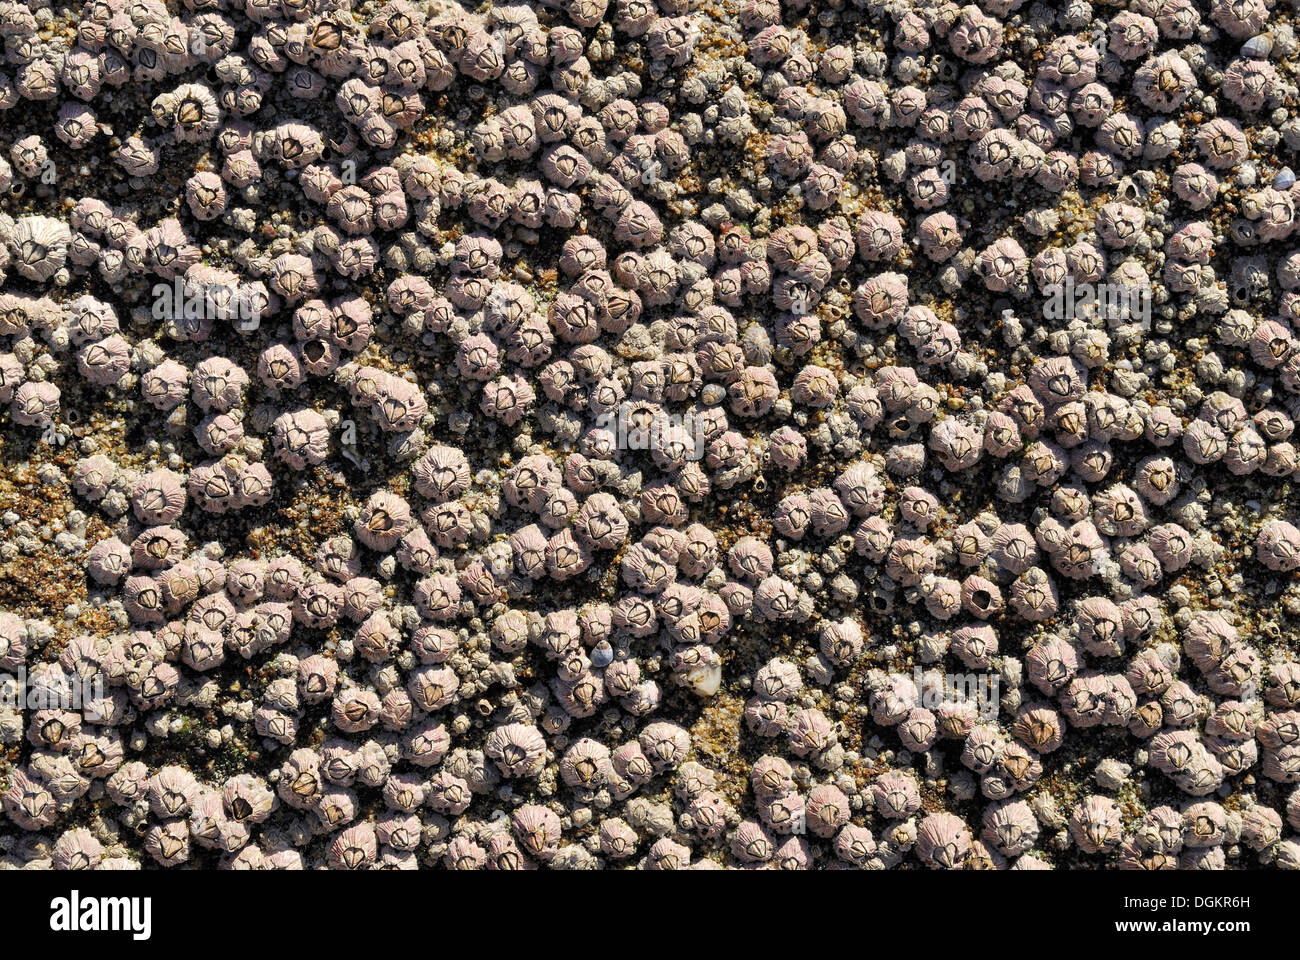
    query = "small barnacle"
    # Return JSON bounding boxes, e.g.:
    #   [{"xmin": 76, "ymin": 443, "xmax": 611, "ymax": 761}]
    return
[
  {"xmin": 12, "ymin": 216, "xmax": 71, "ymax": 282},
  {"xmin": 855, "ymin": 211, "xmax": 905, "ymax": 262},
  {"xmin": 355, "ymin": 490, "xmax": 412, "ymax": 551},
  {"xmin": 115, "ymin": 134, "xmax": 161, "ymax": 177},
  {"xmin": 1070, "ymin": 795, "xmax": 1122, "ymax": 854},
  {"xmin": 916, "ymin": 813, "xmax": 972, "ymax": 869},
  {"xmin": 485, "ymin": 723, "xmax": 547, "ymax": 778},
  {"xmin": 1257, "ymin": 520, "xmax": 1300, "ymax": 572},
  {"xmin": 190, "ymin": 357, "xmax": 249, "ymax": 414},
  {"xmin": 54, "ymin": 102, "xmax": 99, "ymax": 151},
  {"xmin": 271, "ymin": 408, "xmax": 330, "ymax": 469},
  {"xmin": 159, "ymin": 82, "xmax": 223, "ymax": 143},
  {"xmin": 1211, "ymin": 0, "xmax": 1268, "ymax": 38}
]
